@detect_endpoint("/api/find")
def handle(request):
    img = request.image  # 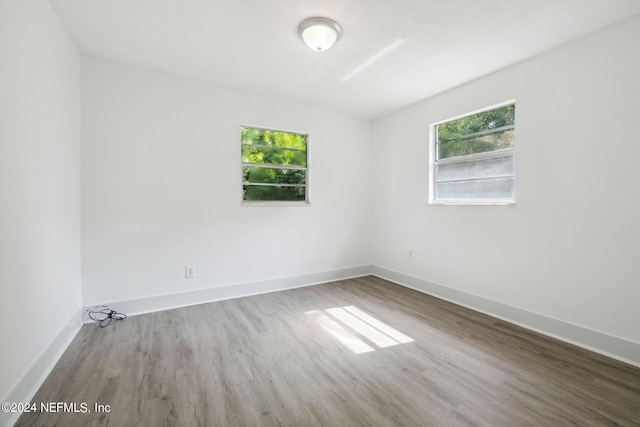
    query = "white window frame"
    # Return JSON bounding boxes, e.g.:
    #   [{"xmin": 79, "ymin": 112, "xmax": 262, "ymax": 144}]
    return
[
  {"xmin": 429, "ymin": 100, "xmax": 516, "ymax": 206},
  {"xmin": 241, "ymin": 125, "xmax": 310, "ymax": 205}
]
